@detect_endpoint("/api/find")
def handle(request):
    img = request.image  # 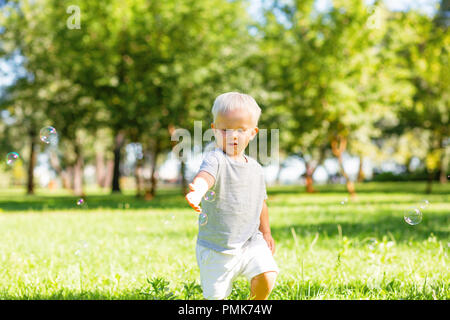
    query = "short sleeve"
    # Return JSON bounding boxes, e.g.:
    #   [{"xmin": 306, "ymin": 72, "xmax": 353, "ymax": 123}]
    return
[{"xmin": 198, "ymin": 151, "xmax": 219, "ymax": 180}]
